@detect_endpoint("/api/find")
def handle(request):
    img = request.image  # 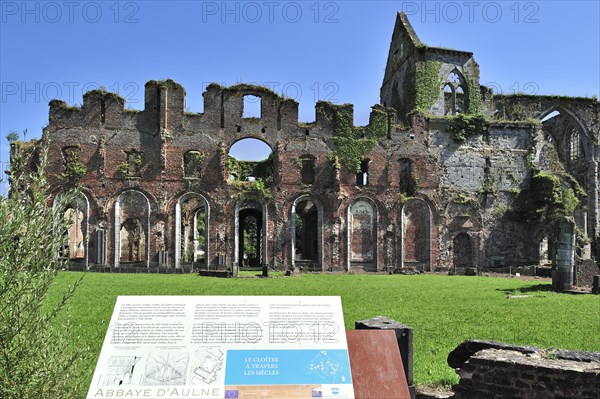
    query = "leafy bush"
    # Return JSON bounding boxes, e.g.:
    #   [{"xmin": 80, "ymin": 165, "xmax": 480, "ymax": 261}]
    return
[{"xmin": 0, "ymin": 144, "xmax": 91, "ymax": 398}]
